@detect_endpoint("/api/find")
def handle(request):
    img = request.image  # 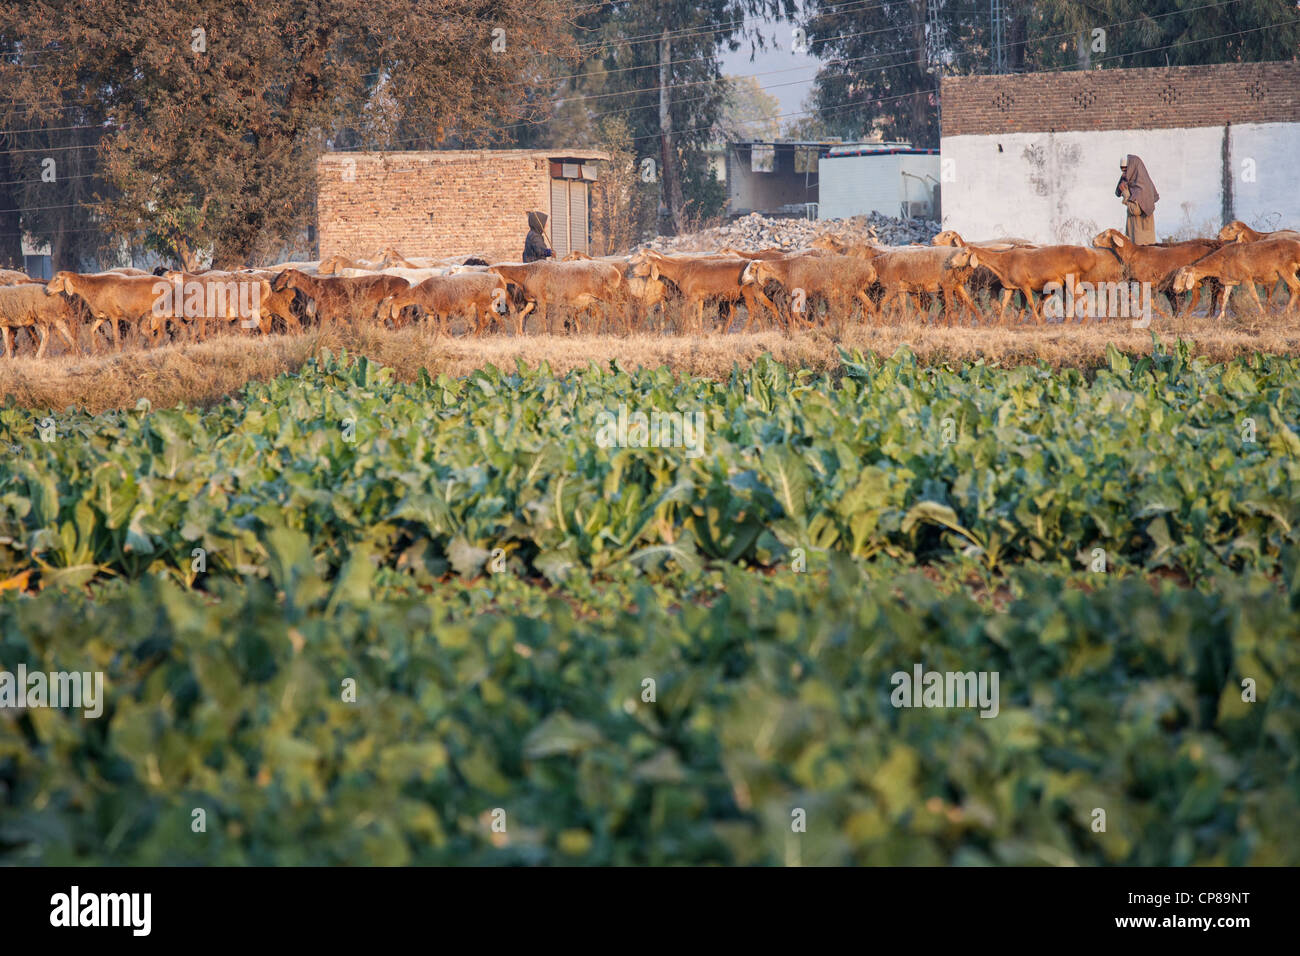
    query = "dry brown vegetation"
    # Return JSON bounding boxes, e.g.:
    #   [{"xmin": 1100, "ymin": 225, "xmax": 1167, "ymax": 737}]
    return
[{"xmin": 2, "ymin": 309, "xmax": 1298, "ymax": 414}]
